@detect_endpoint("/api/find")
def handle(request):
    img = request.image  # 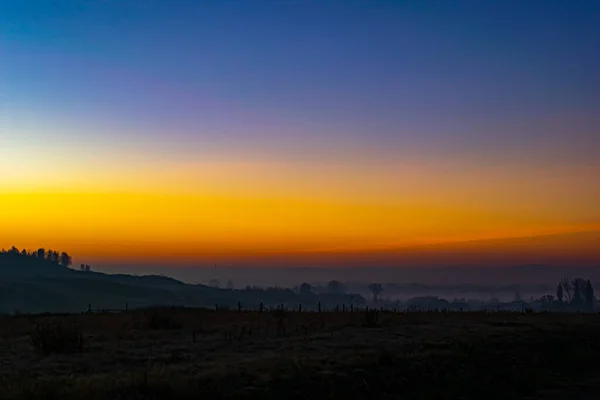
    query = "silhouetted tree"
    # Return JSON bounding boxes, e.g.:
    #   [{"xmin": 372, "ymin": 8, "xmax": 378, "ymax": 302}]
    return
[
  {"xmin": 368, "ymin": 283, "xmax": 383, "ymax": 303},
  {"xmin": 51, "ymin": 251, "xmax": 59, "ymax": 264},
  {"xmin": 226, "ymin": 280, "xmax": 234, "ymax": 290},
  {"xmin": 208, "ymin": 279, "xmax": 220, "ymax": 288},
  {"xmin": 36, "ymin": 248, "xmax": 45, "ymax": 259},
  {"xmin": 556, "ymin": 283, "xmax": 563, "ymax": 303},
  {"xmin": 572, "ymin": 278, "xmax": 587, "ymax": 309},
  {"xmin": 326, "ymin": 280, "xmax": 346, "ymax": 294},
  {"xmin": 560, "ymin": 276, "xmax": 572, "ymax": 302},
  {"xmin": 9, "ymin": 246, "xmax": 20, "ymax": 255},
  {"xmin": 59, "ymin": 252, "xmax": 72, "ymax": 268},
  {"xmin": 299, "ymin": 282, "xmax": 312, "ymax": 295},
  {"xmin": 85, "ymin": 264, "xmax": 91, "ymax": 272},
  {"xmin": 585, "ymin": 280, "xmax": 595, "ymax": 311},
  {"xmin": 80, "ymin": 264, "xmax": 86, "ymax": 272}
]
